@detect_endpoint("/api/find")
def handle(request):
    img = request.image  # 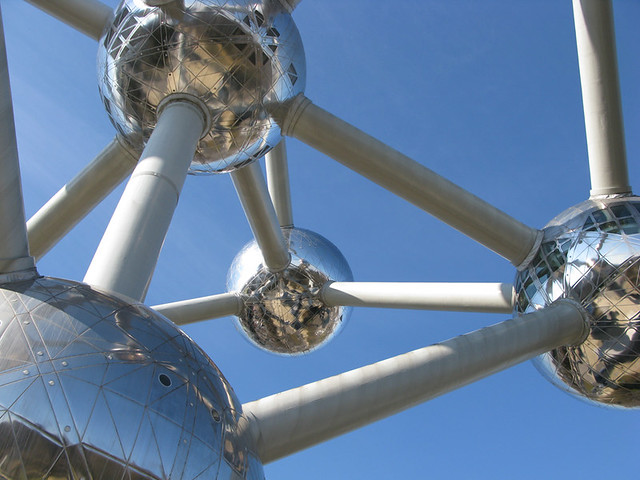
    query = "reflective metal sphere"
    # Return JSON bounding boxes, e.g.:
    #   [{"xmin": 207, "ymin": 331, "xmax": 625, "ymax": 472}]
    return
[
  {"xmin": 227, "ymin": 228, "xmax": 353, "ymax": 355},
  {"xmin": 515, "ymin": 197, "xmax": 640, "ymax": 407},
  {"xmin": 98, "ymin": 0, "xmax": 306, "ymax": 174},
  {"xmin": 0, "ymin": 276, "xmax": 264, "ymax": 479}
]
